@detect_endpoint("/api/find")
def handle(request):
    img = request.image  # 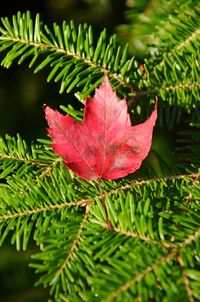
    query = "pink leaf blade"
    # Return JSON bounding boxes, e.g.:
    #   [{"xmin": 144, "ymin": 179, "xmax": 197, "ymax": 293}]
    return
[
  {"xmin": 45, "ymin": 106, "xmax": 101, "ymax": 179},
  {"xmin": 45, "ymin": 76, "xmax": 157, "ymax": 180},
  {"xmin": 101, "ymin": 107, "xmax": 157, "ymax": 179}
]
